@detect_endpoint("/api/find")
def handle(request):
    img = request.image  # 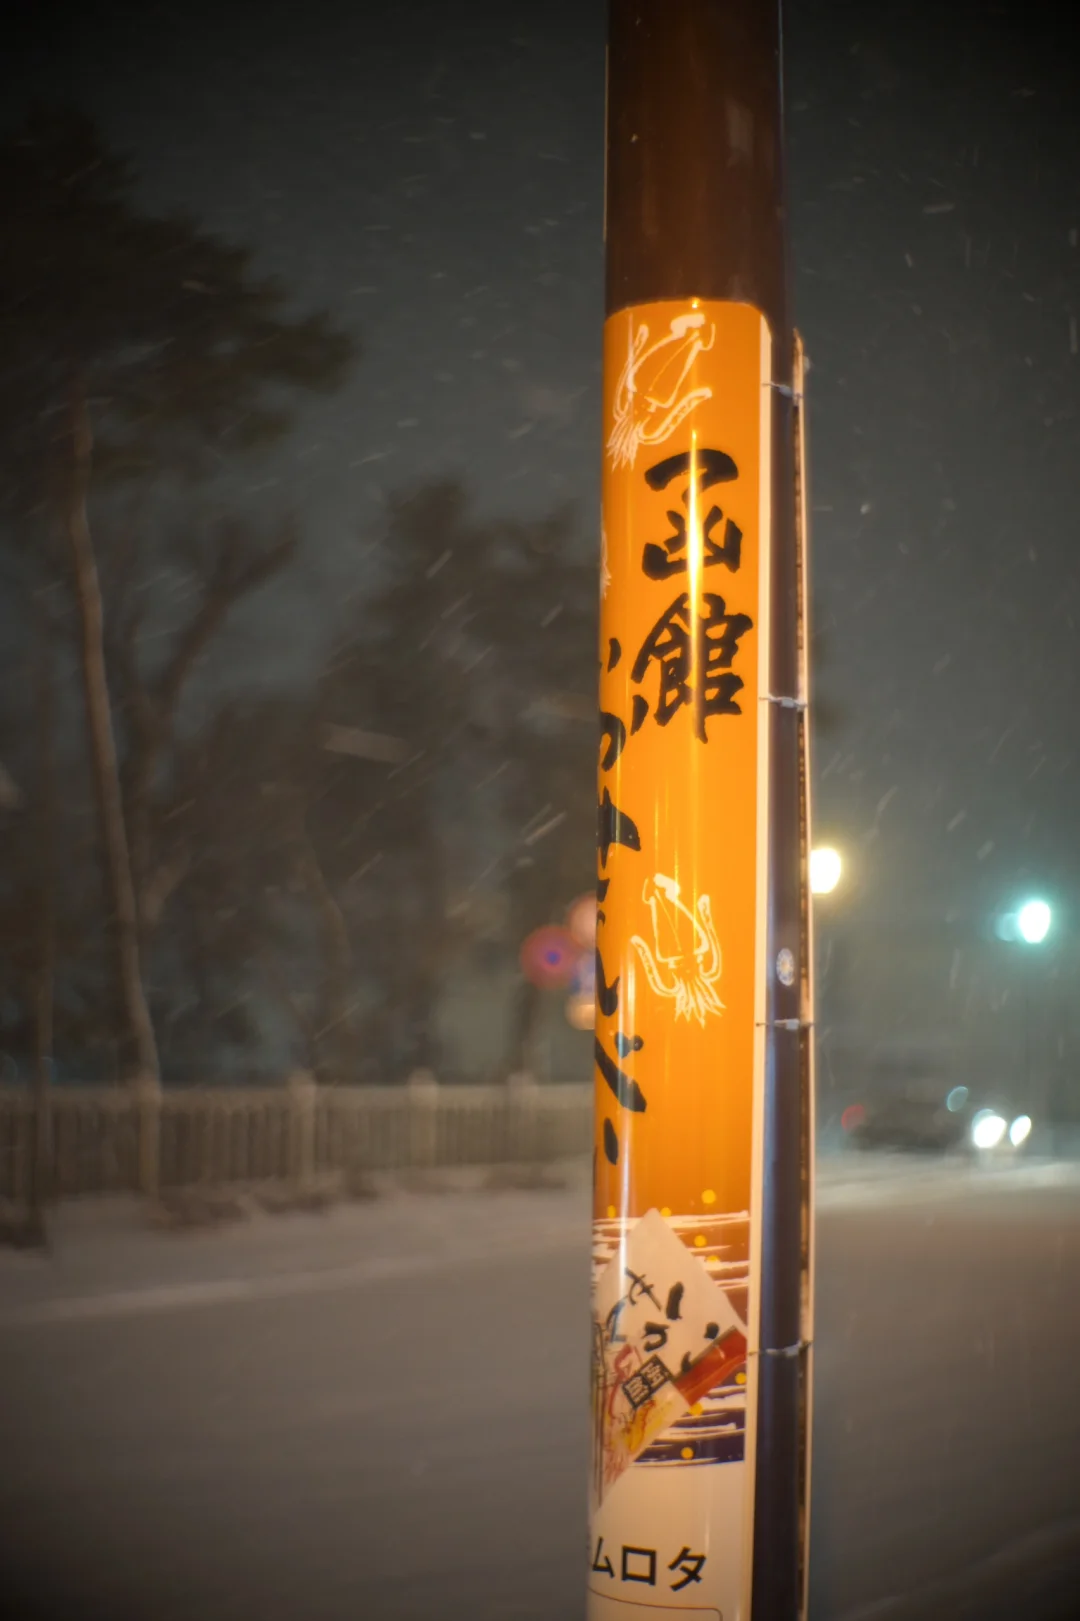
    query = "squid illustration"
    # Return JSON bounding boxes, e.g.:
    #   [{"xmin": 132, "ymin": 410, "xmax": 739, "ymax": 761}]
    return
[
  {"xmin": 607, "ymin": 312, "xmax": 716, "ymax": 469},
  {"xmin": 631, "ymin": 873, "xmax": 724, "ymax": 1026}
]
